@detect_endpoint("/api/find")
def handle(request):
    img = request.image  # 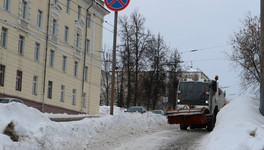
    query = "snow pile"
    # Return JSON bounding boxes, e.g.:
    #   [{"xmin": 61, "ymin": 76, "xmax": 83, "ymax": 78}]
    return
[
  {"xmin": 0, "ymin": 104, "xmax": 169, "ymax": 150},
  {"xmin": 44, "ymin": 112, "xmax": 90, "ymax": 118},
  {"xmin": 202, "ymin": 95, "xmax": 264, "ymax": 150},
  {"xmin": 0, "ymin": 103, "xmax": 51, "ymax": 136},
  {"xmin": 2, "ymin": 95, "xmax": 264, "ymax": 150},
  {"xmin": 99, "ymin": 106, "xmax": 125, "ymax": 115}
]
